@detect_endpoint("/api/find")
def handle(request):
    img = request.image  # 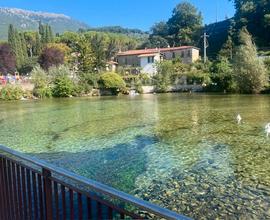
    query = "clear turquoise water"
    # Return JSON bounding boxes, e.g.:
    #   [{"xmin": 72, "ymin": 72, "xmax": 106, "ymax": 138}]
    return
[{"xmin": 0, "ymin": 94, "xmax": 270, "ymax": 218}]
